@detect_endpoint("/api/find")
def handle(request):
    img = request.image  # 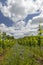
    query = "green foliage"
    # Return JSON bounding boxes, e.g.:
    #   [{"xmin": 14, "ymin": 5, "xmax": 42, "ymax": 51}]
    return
[
  {"xmin": 0, "ymin": 33, "xmax": 43, "ymax": 65},
  {"xmin": 0, "ymin": 47, "xmax": 3, "ymax": 54},
  {"xmin": 17, "ymin": 36, "xmax": 43, "ymax": 47}
]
